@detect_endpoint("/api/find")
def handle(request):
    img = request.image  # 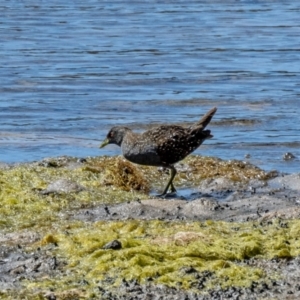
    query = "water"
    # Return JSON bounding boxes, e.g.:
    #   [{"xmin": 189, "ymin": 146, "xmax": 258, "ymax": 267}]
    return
[{"xmin": 1, "ymin": 1, "xmax": 300, "ymax": 173}]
